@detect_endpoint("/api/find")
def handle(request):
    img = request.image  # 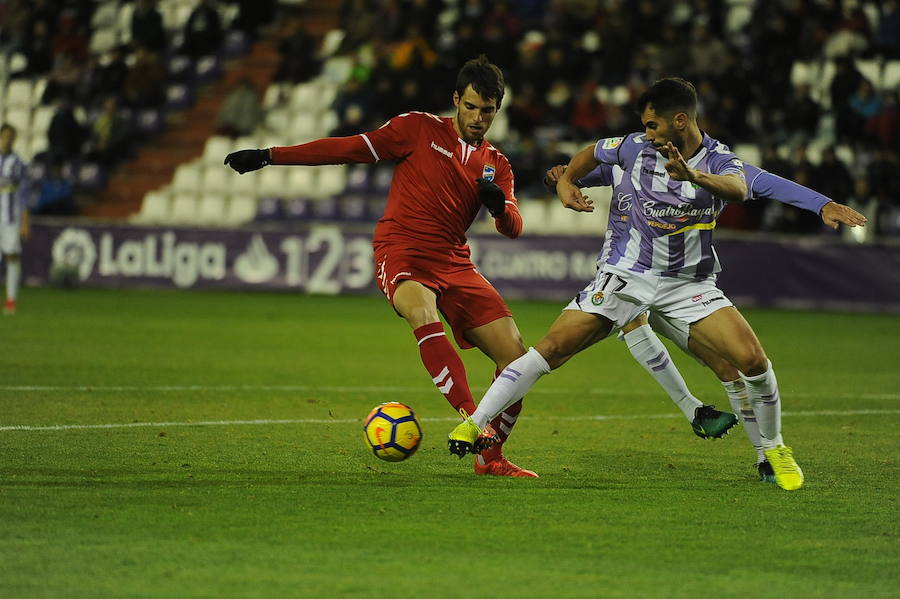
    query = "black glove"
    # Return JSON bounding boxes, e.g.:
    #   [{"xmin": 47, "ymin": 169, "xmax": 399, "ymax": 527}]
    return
[
  {"xmin": 224, "ymin": 149, "xmax": 271, "ymax": 174},
  {"xmin": 476, "ymin": 177, "xmax": 505, "ymax": 217}
]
